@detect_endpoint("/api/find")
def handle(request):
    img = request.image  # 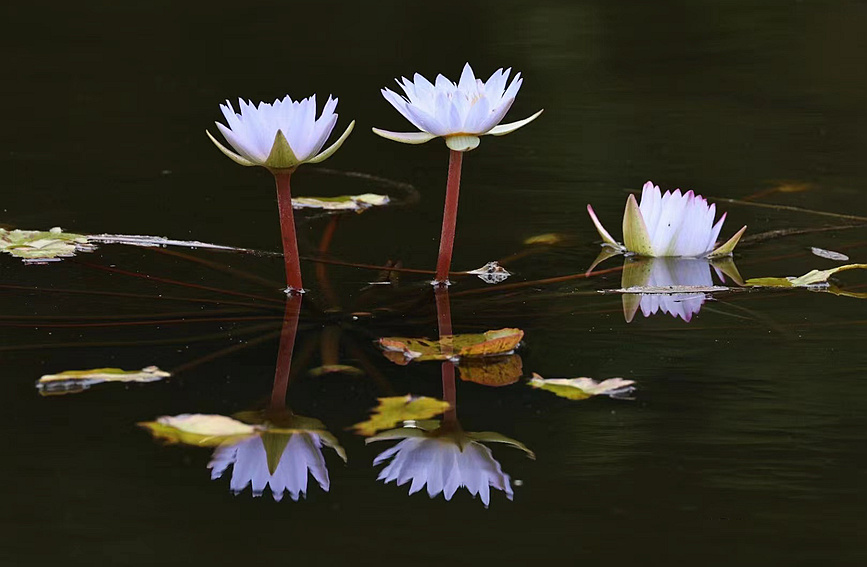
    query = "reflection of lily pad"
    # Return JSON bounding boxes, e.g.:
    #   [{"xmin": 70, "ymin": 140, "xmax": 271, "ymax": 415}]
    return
[
  {"xmin": 746, "ymin": 263, "xmax": 867, "ymax": 288},
  {"xmin": 378, "ymin": 328, "xmax": 524, "ymax": 365},
  {"xmin": 0, "ymin": 227, "xmax": 95, "ymax": 262},
  {"xmin": 292, "ymin": 193, "xmax": 390, "ymax": 212},
  {"xmin": 467, "ymin": 261, "xmax": 511, "ymax": 284},
  {"xmin": 351, "ymin": 395, "xmax": 451, "ymax": 436},
  {"xmin": 37, "ymin": 366, "xmax": 170, "ymax": 395},
  {"xmin": 459, "ymin": 355, "xmax": 523, "ymax": 387},
  {"xmin": 138, "ymin": 414, "xmax": 257, "ymax": 447},
  {"xmin": 528, "ymin": 373, "xmax": 635, "ymax": 400}
]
